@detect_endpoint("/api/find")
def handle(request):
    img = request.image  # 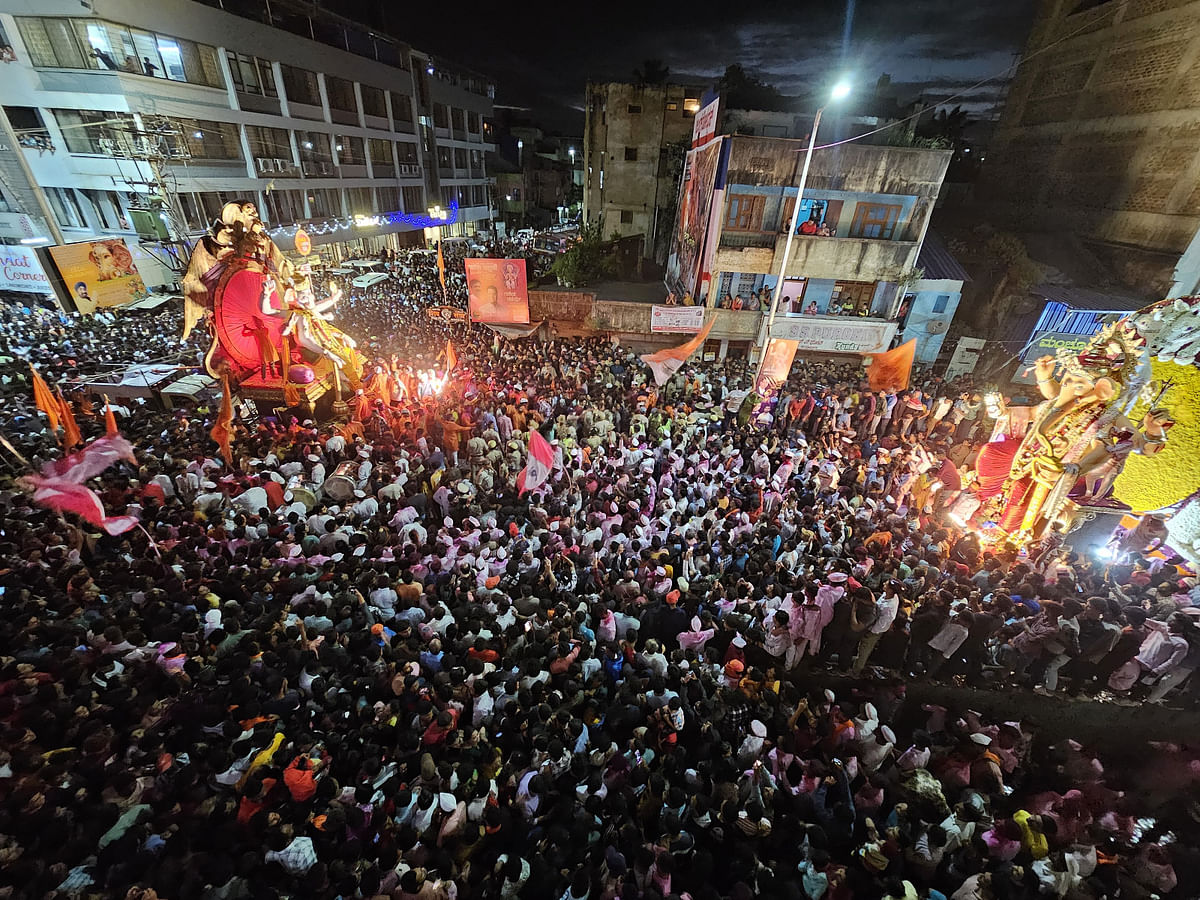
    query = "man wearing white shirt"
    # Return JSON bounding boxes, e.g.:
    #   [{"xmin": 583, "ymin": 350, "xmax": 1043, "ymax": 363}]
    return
[{"xmin": 852, "ymin": 580, "xmax": 901, "ymax": 675}]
